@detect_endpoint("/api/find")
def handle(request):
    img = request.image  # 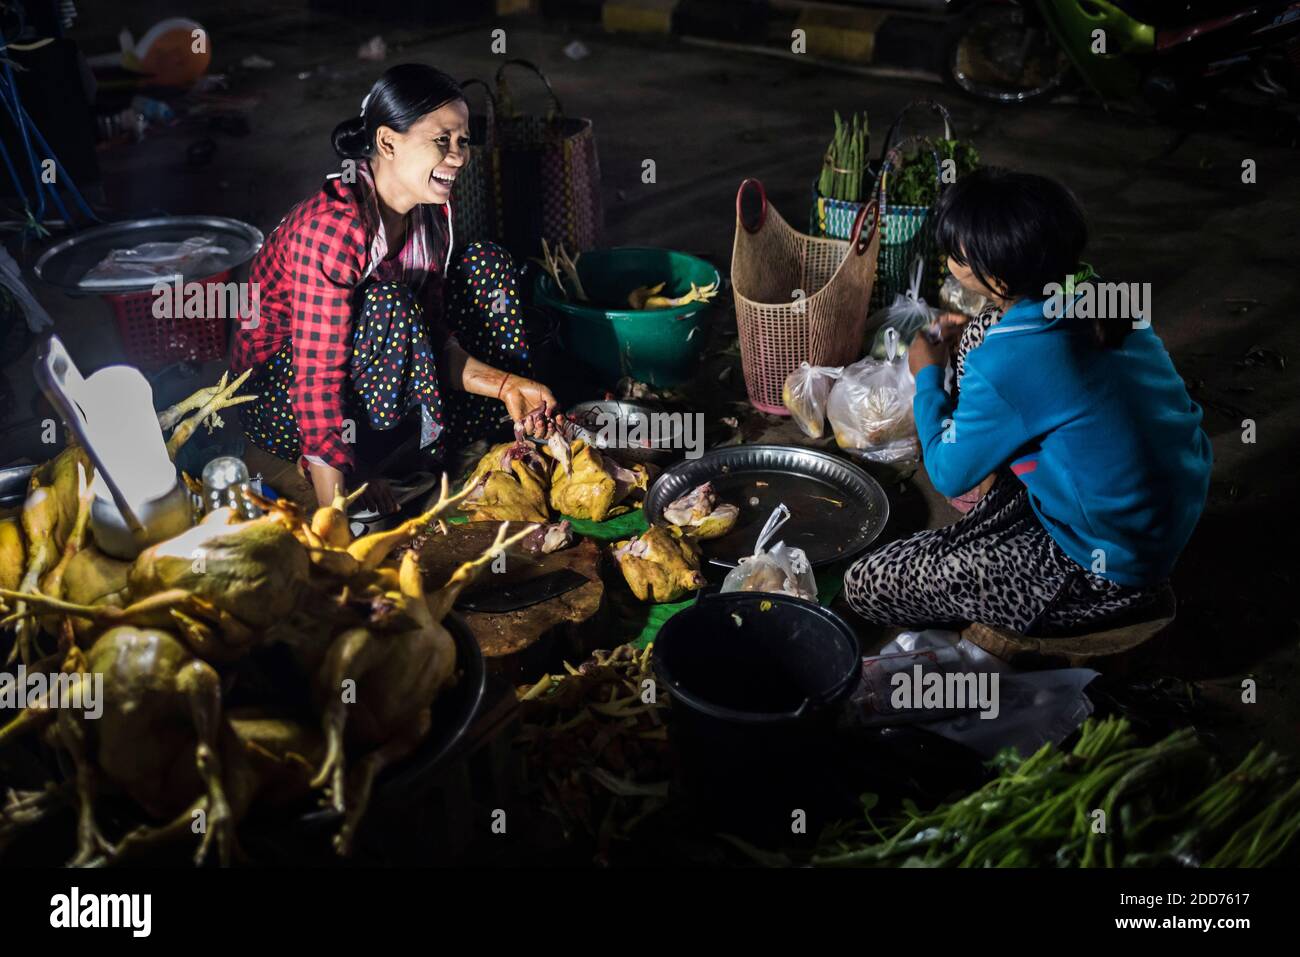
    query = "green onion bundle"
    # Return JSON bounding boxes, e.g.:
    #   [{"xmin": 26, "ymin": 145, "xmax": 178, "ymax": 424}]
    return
[
  {"xmin": 819, "ymin": 111, "xmax": 870, "ymax": 203},
  {"xmin": 811, "ymin": 716, "xmax": 1300, "ymax": 868}
]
